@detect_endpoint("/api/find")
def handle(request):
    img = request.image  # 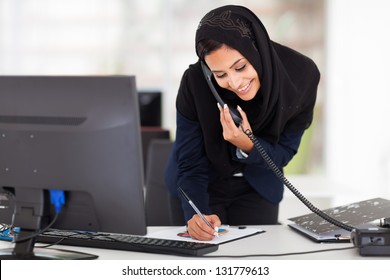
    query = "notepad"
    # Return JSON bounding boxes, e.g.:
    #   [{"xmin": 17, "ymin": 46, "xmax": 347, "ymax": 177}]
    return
[
  {"xmin": 288, "ymin": 197, "xmax": 390, "ymax": 242},
  {"xmin": 146, "ymin": 226, "xmax": 264, "ymax": 245}
]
